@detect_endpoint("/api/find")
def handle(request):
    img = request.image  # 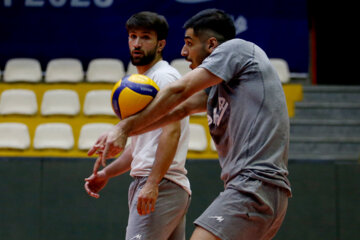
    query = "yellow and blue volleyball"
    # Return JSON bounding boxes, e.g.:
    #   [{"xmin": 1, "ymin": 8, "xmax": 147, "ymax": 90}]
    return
[{"xmin": 111, "ymin": 74, "xmax": 159, "ymax": 119}]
